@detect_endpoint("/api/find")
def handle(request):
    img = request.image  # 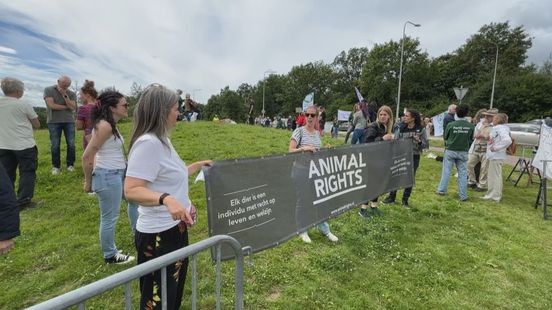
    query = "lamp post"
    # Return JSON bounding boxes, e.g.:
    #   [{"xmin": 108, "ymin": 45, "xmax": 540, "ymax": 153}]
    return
[
  {"xmin": 490, "ymin": 43, "xmax": 499, "ymax": 109},
  {"xmin": 262, "ymin": 70, "xmax": 276, "ymax": 118},
  {"xmin": 396, "ymin": 20, "xmax": 421, "ymax": 120},
  {"xmin": 192, "ymin": 88, "xmax": 202, "ymax": 103}
]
